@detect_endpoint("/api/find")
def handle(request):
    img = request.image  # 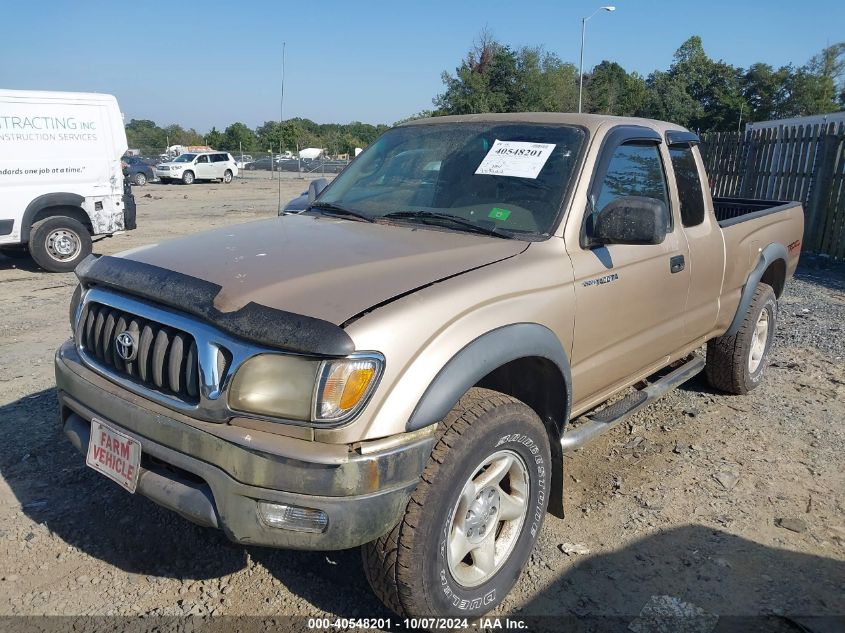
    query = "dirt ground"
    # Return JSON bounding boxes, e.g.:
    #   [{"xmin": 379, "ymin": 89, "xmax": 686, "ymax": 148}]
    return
[{"xmin": 0, "ymin": 175, "xmax": 842, "ymax": 629}]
